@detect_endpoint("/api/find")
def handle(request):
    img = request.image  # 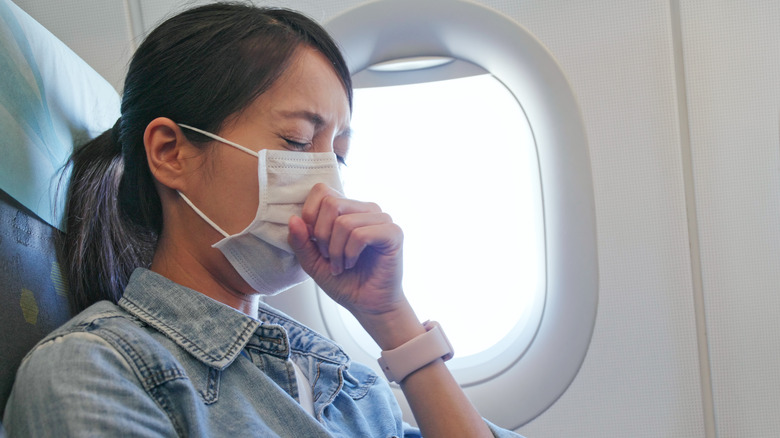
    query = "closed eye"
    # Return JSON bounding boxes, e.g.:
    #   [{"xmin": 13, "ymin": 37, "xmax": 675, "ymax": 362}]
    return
[
  {"xmin": 284, "ymin": 138, "xmax": 311, "ymax": 151},
  {"xmin": 285, "ymin": 138, "xmax": 346, "ymax": 165}
]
